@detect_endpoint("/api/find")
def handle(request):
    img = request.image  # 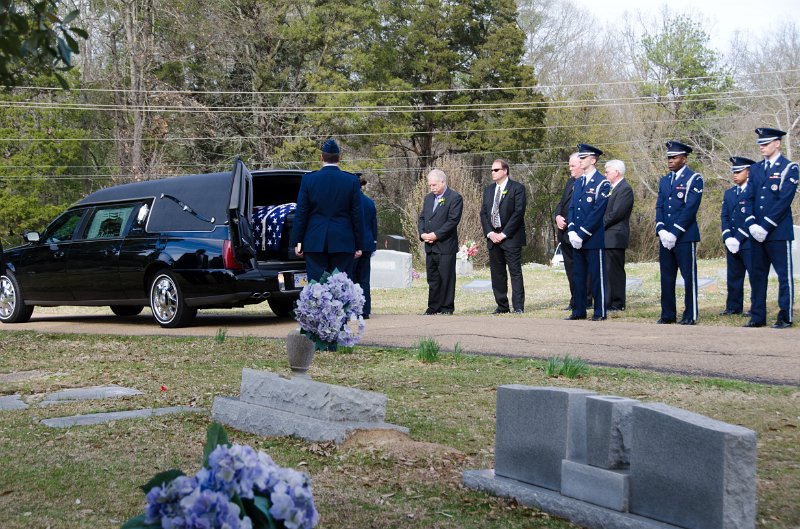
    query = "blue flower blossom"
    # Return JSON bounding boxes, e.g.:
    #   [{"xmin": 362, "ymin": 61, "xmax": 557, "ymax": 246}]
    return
[
  {"xmin": 295, "ymin": 271, "xmax": 365, "ymax": 348},
  {"xmin": 145, "ymin": 475, "xmax": 198, "ymax": 527},
  {"xmin": 179, "ymin": 488, "xmax": 251, "ymax": 529}
]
